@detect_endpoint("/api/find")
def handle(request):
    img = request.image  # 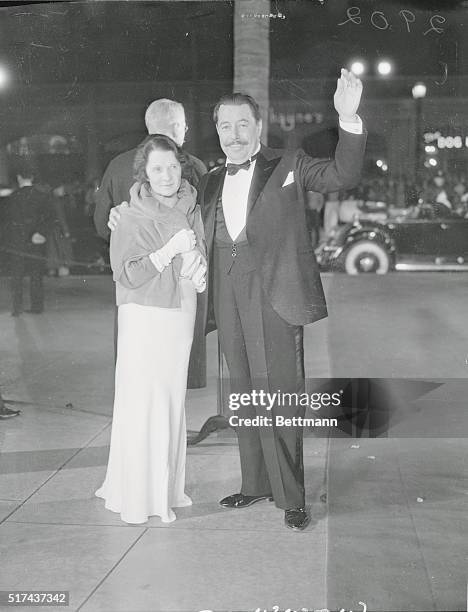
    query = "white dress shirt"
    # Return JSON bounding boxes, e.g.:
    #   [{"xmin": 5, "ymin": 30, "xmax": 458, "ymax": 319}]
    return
[
  {"xmin": 222, "ymin": 144, "xmax": 260, "ymax": 241},
  {"xmin": 222, "ymin": 118, "xmax": 363, "ymax": 241}
]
